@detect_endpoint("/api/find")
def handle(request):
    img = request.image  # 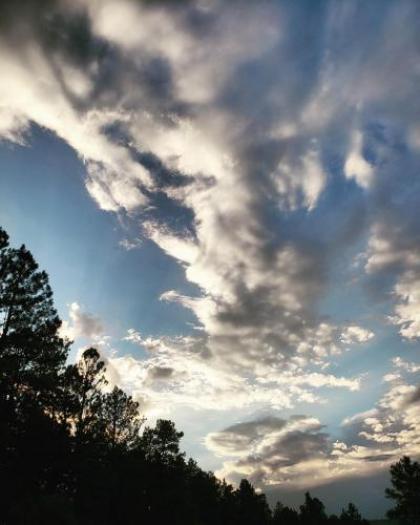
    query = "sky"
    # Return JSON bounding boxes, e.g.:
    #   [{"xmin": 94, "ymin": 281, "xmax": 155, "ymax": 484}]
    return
[{"xmin": 1, "ymin": 0, "xmax": 420, "ymax": 518}]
